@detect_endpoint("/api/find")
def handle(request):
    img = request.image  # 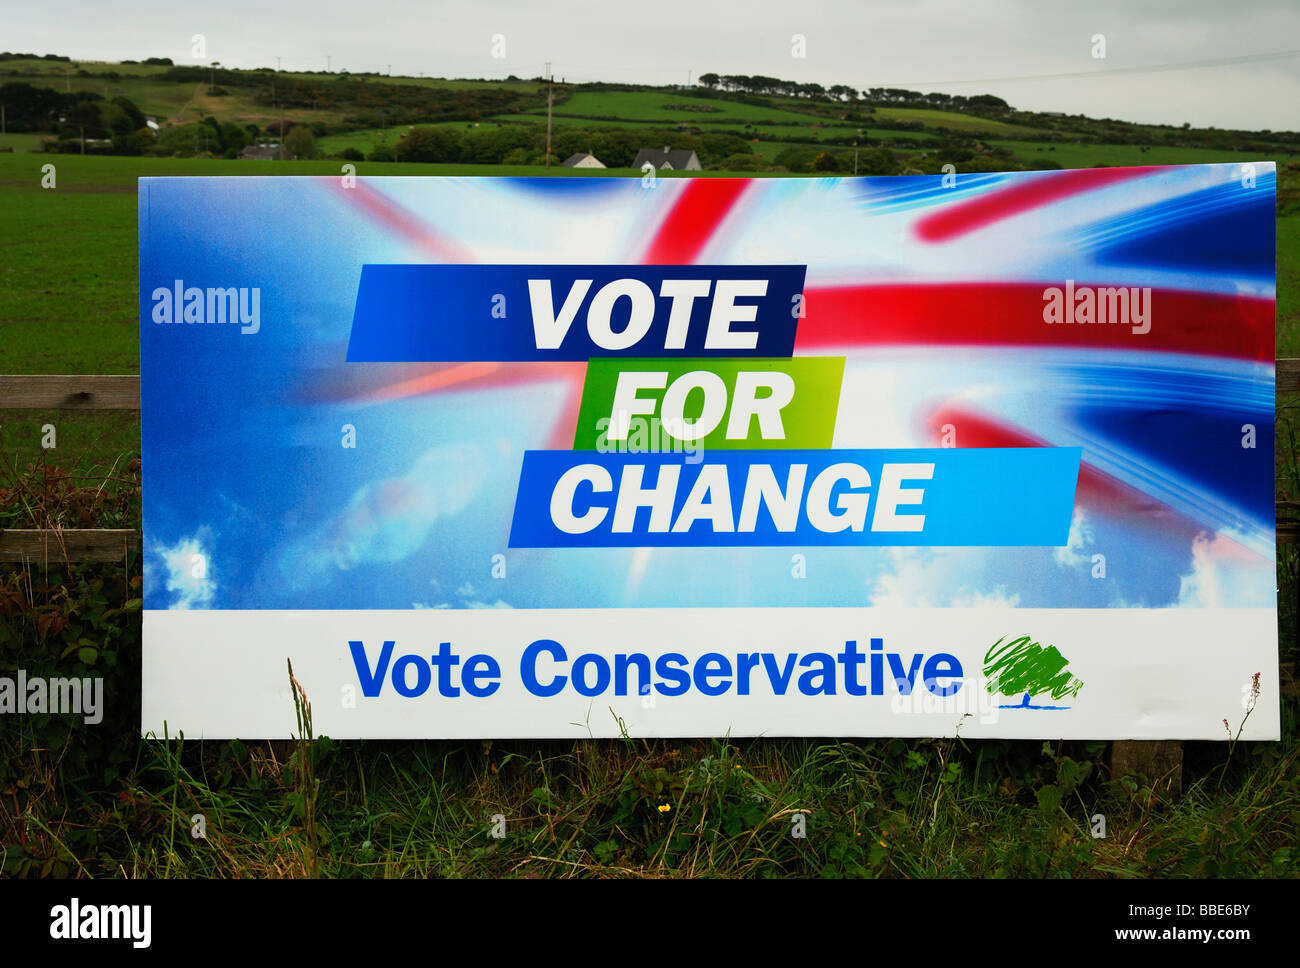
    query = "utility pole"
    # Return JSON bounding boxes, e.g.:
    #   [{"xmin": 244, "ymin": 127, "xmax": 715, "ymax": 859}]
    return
[
  {"xmin": 327, "ymin": 54, "xmax": 331, "ymax": 72},
  {"xmin": 276, "ymin": 56, "xmax": 282, "ymax": 72},
  {"xmin": 545, "ymin": 61, "xmax": 553, "ymax": 169}
]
